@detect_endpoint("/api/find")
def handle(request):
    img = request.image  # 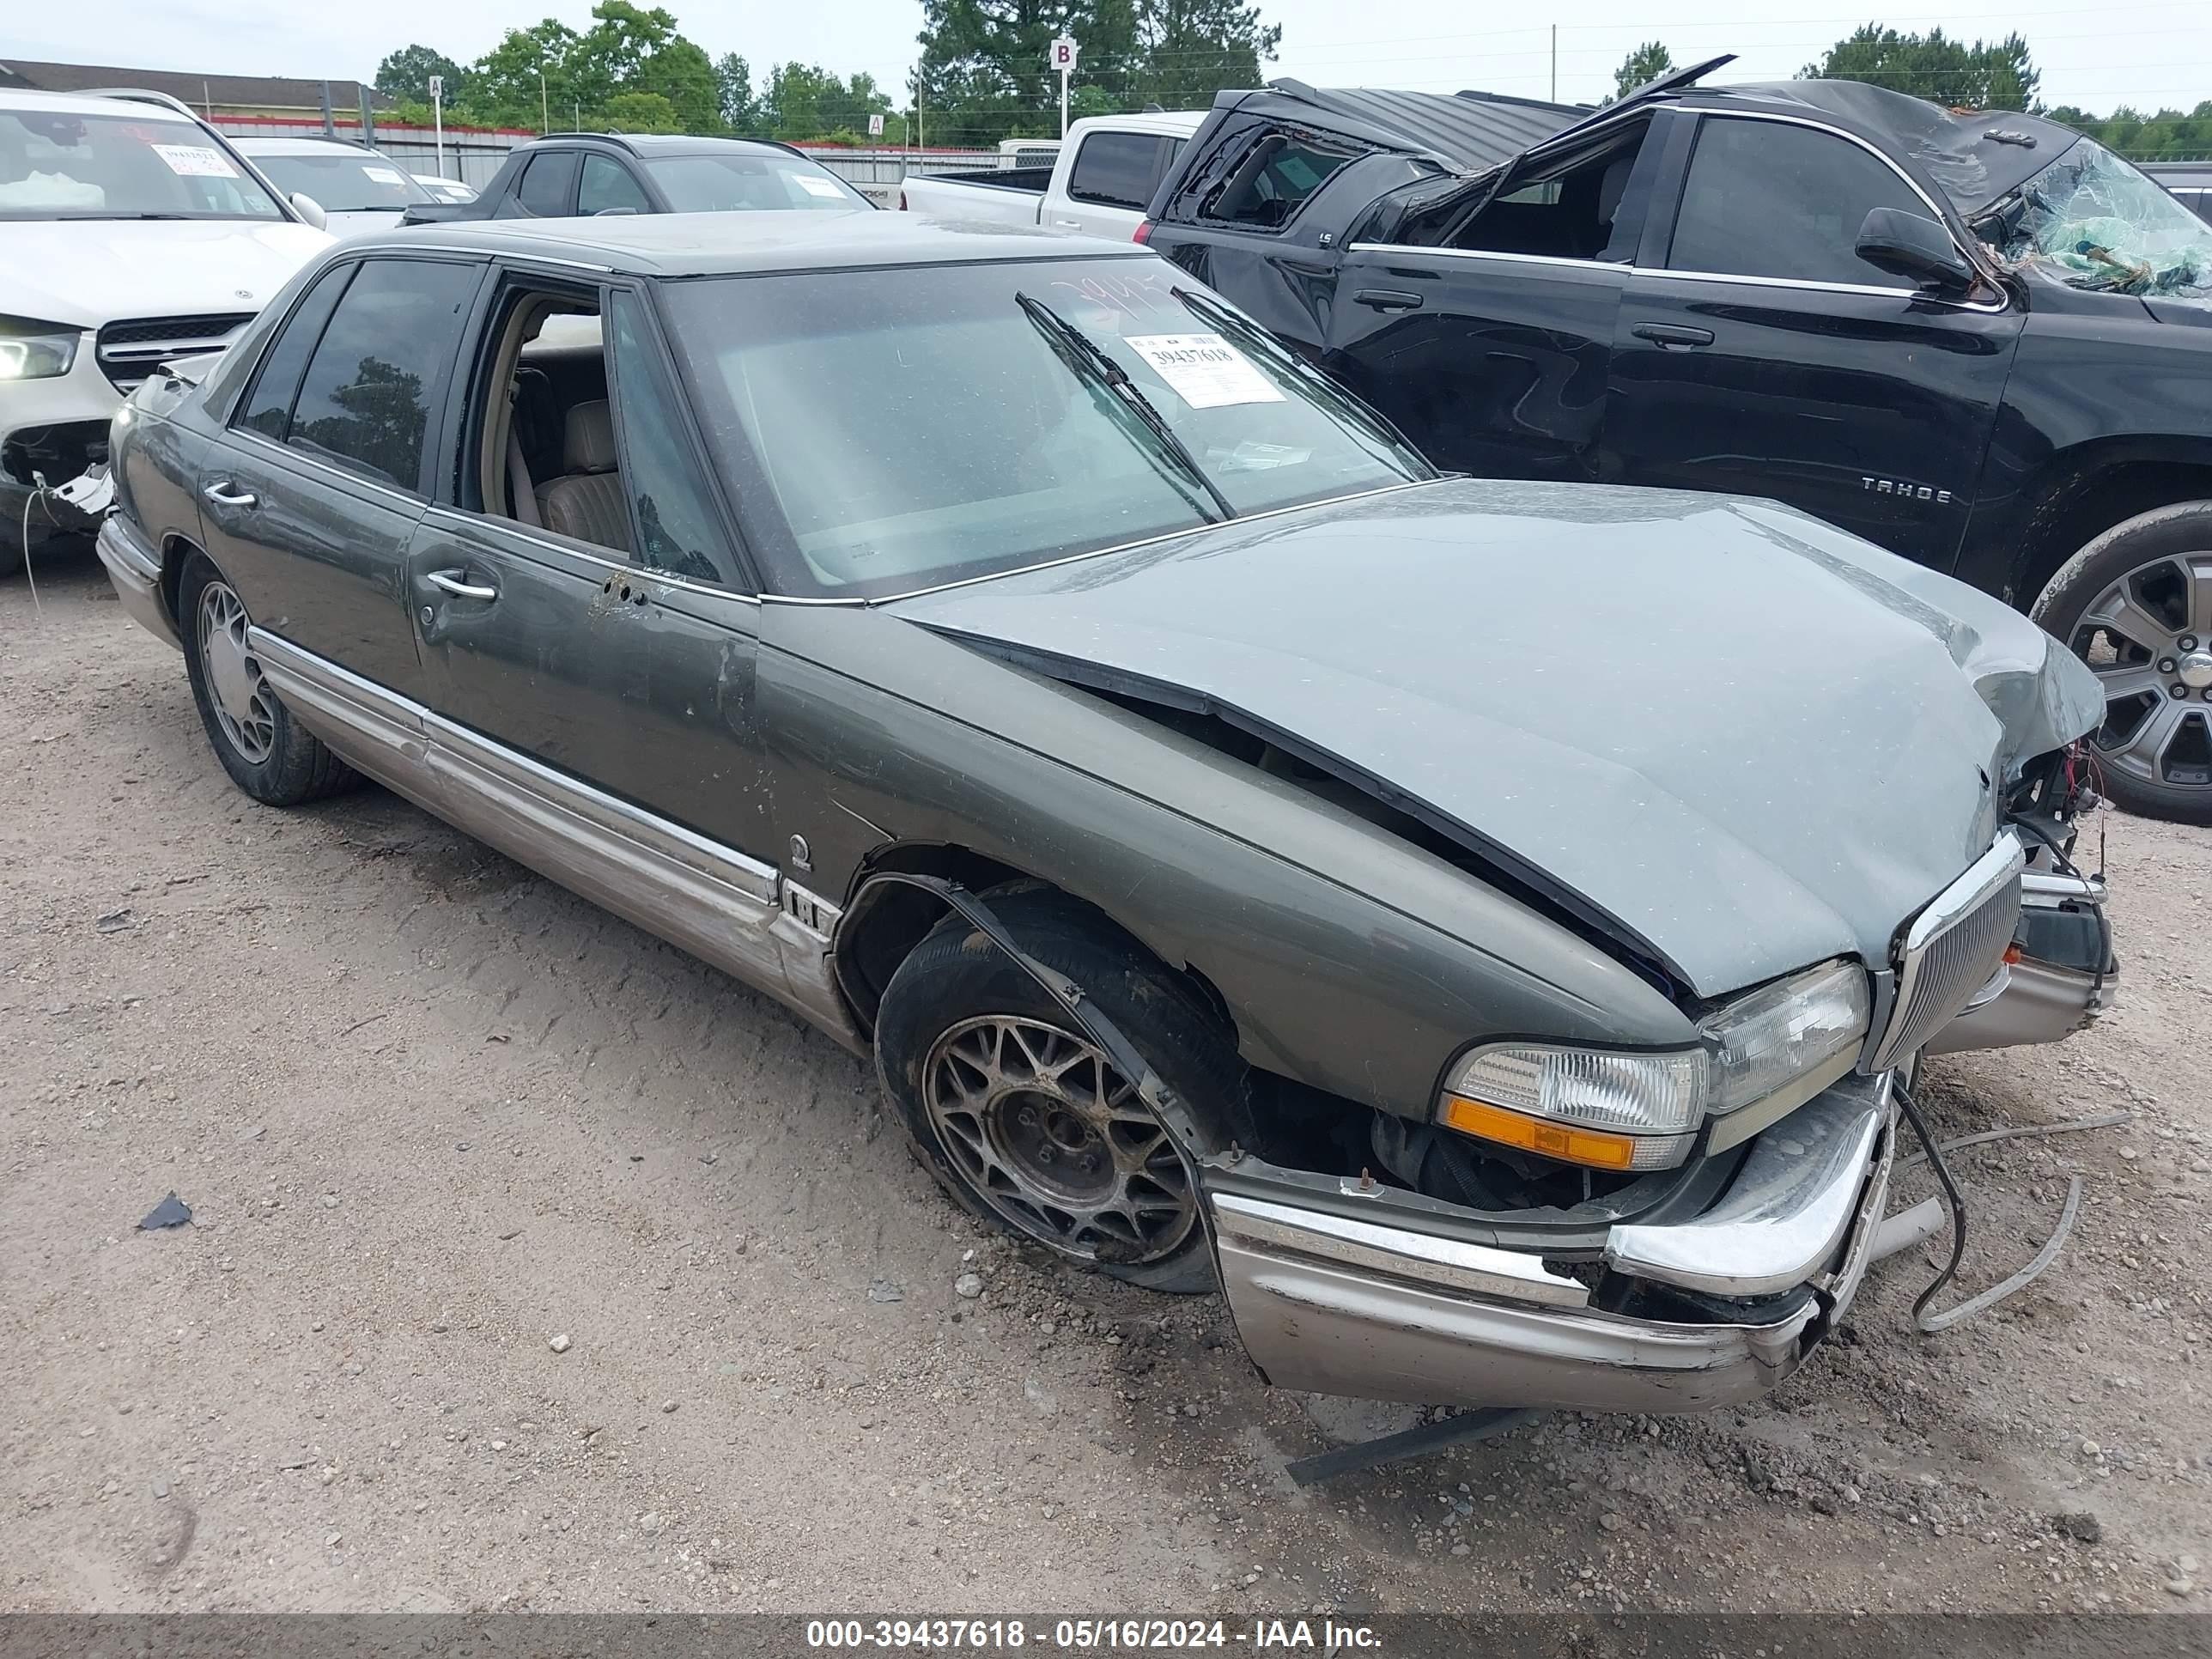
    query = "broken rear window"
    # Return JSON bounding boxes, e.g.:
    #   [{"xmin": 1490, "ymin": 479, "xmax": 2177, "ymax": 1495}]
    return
[{"xmin": 1992, "ymin": 137, "xmax": 2212, "ymax": 305}]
